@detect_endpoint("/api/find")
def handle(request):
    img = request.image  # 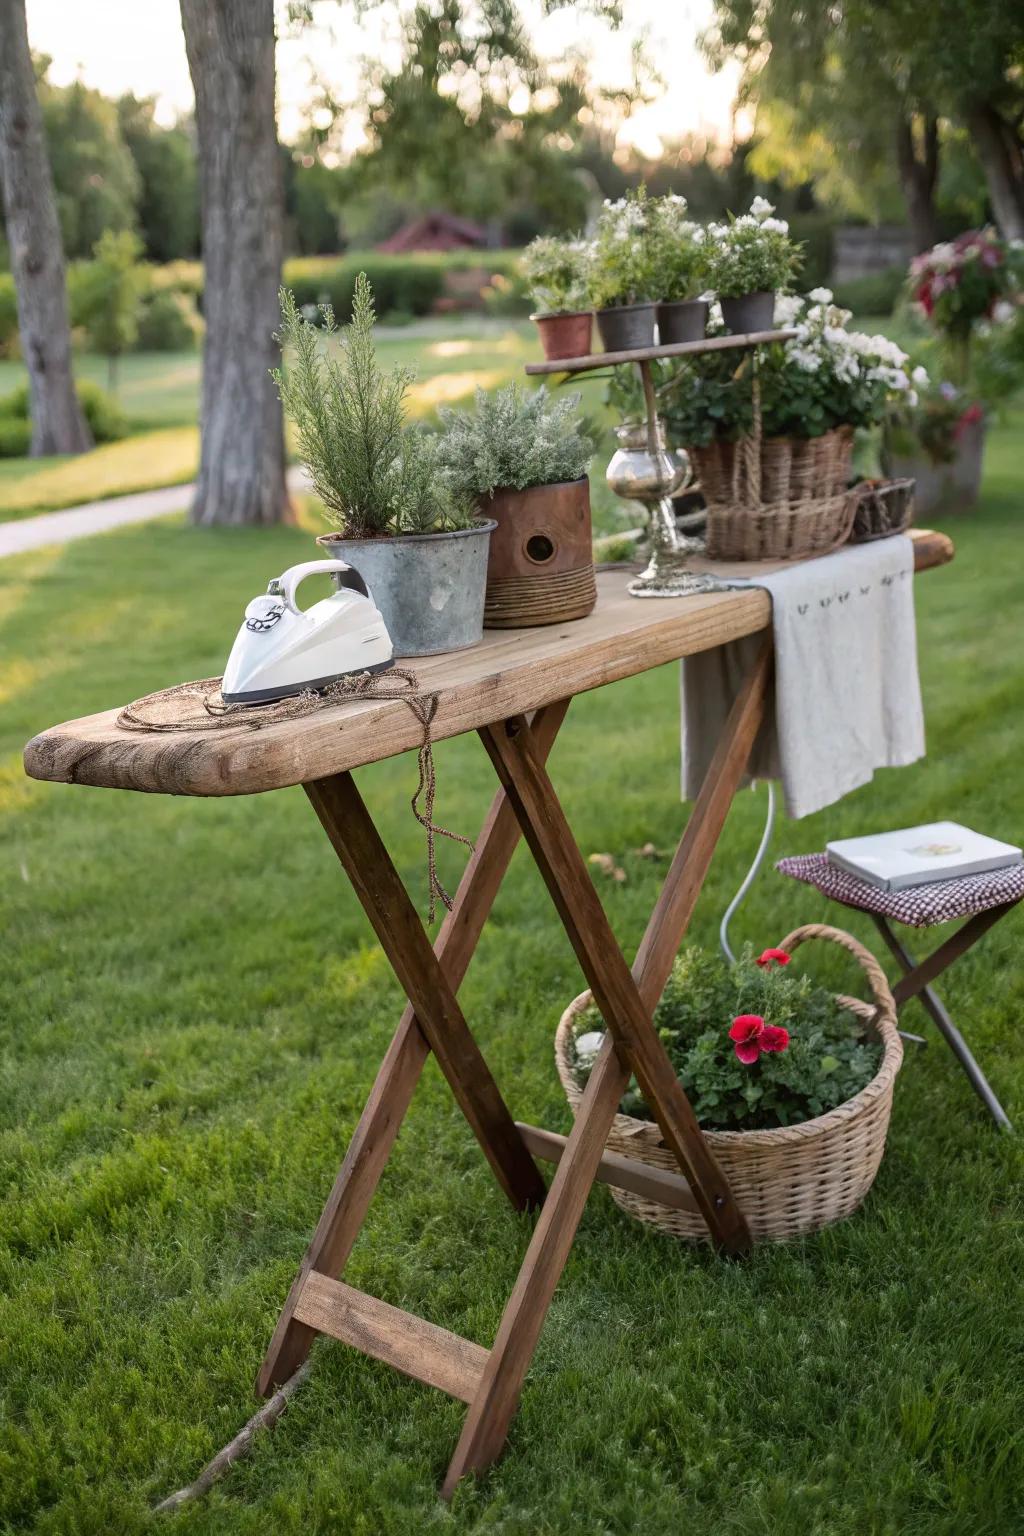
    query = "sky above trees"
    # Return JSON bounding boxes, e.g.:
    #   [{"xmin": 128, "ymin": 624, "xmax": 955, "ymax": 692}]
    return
[{"xmin": 24, "ymin": 0, "xmax": 743, "ymax": 156}]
